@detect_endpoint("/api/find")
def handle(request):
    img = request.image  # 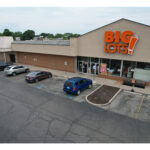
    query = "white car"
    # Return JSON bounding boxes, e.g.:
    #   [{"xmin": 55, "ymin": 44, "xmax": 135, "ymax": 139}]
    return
[{"xmin": 4, "ymin": 65, "xmax": 30, "ymax": 76}]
